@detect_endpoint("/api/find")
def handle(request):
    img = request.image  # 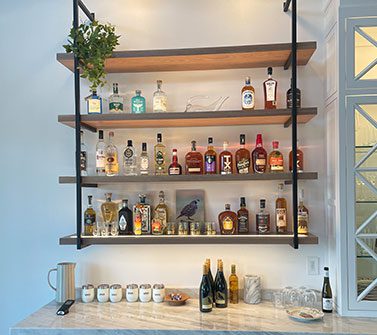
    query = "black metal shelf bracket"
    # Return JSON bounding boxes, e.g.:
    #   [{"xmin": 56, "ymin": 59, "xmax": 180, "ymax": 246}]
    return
[{"xmin": 283, "ymin": 0, "xmax": 292, "ymax": 12}]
